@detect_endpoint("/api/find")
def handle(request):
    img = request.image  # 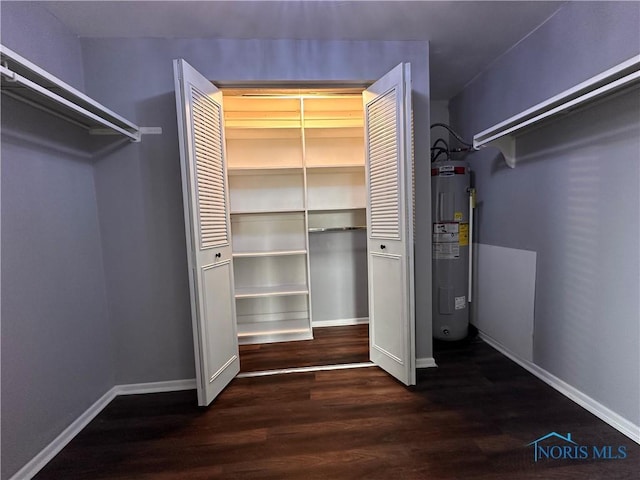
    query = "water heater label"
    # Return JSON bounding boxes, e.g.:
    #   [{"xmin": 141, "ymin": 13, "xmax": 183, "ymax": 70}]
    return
[
  {"xmin": 433, "ymin": 222, "xmax": 459, "ymax": 235},
  {"xmin": 455, "ymin": 296, "xmax": 466, "ymax": 310},
  {"xmin": 434, "ymin": 243, "xmax": 460, "ymax": 259},
  {"xmin": 433, "ymin": 223, "xmax": 460, "ymax": 259}
]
